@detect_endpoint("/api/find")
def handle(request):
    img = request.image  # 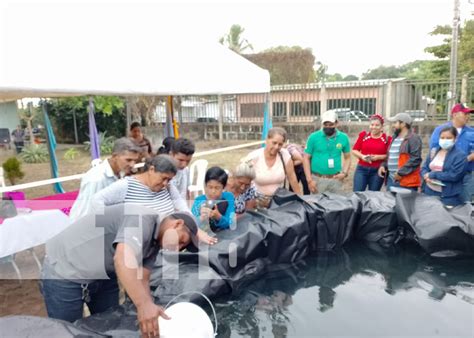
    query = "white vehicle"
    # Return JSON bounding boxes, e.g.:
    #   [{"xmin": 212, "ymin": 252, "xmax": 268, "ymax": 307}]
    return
[{"xmin": 314, "ymin": 108, "xmax": 369, "ymax": 123}]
